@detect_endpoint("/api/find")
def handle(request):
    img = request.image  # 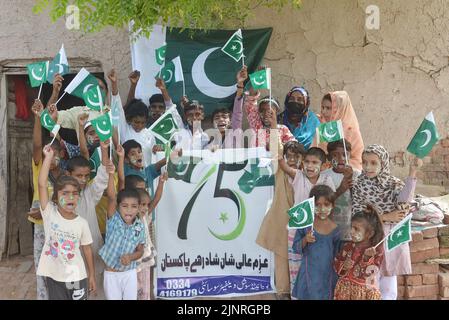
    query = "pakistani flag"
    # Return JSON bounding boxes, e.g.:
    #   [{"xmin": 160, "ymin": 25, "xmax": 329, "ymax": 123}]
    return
[
  {"xmin": 83, "ymin": 85, "xmax": 106, "ymax": 111},
  {"xmin": 288, "ymin": 197, "xmax": 315, "ymax": 229},
  {"xmin": 91, "ymin": 113, "xmax": 112, "ymax": 142},
  {"xmin": 40, "ymin": 109, "xmax": 60, "ymax": 135},
  {"xmin": 221, "ymin": 29, "xmax": 244, "ymax": 62},
  {"xmin": 249, "ymin": 68, "xmax": 271, "ymax": 90},
  {"xmin": 89, "ymin": 147, "xmax": 102, "ymax": 179},
  {"xmin": 155, "ymin": 44, "xmax": 167, "ymax": 65},
  {"xmin": 407, "ymin": 112, "xmax": 439, "ymax": 158},
  {"xmin": 27, "ymin": 61, "xmax": 49, "ymax": 87},
  {"xmin": 158, "ymin": 56, "xmax": 184, "ymax": 88},
  {"xmin": 149, "ymin": 106, "xmax": 183, "ymax": 144},
  {"xmin": 318, "ymin": 120, "xmax": 344, "ymax": 143},
  {"xmin": 47, "ymin": 44, "xmax": 69, "ymax": 84},
  {"xmin": 131, "ymin": 26, "xmax": 272, "ymax": 115},
  {"xmin": 386, "ymin": 214, "xmax": 412, "ymax": 252},
  {"xmin": 65, "ymin": 67, "xmax": 99, "ymax": 99}
]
